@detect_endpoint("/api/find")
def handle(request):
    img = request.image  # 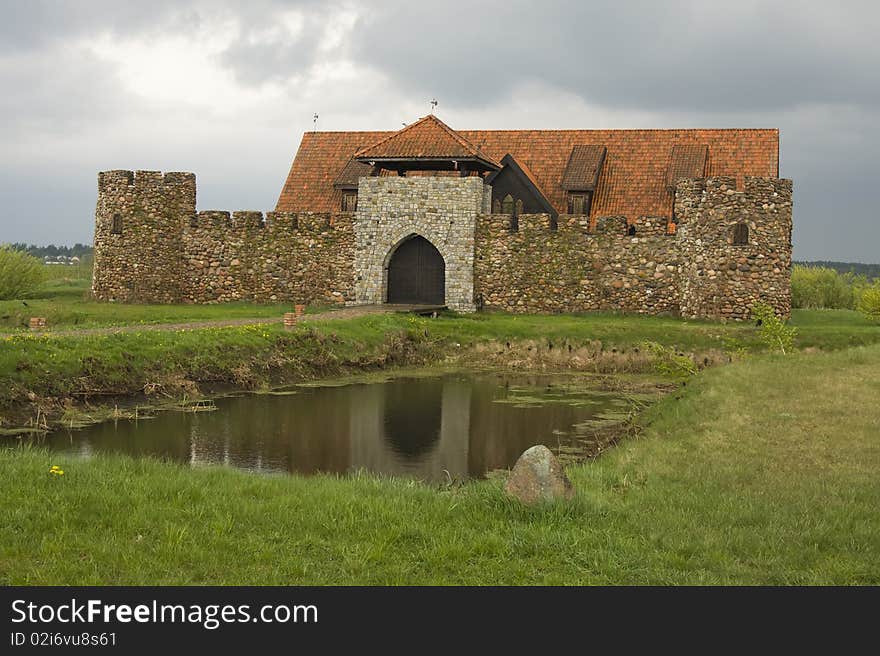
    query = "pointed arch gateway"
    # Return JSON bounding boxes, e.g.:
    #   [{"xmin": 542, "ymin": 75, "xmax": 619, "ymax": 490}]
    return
[{"xmin": 385, "ymin": 234, "xmax": 446, "ymax": 305}]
